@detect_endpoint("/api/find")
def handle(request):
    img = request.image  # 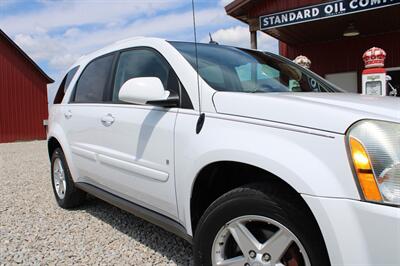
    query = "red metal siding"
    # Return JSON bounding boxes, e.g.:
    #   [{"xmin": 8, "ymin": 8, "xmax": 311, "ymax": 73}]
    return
[
  {"xmin": 281, "ymin": 31, "xmax": 400, "ymax": 74},
  {"xmin": 0, "ymin": 38, "xmax": 49, "ymax": 143},
  {"xmin": 280, "ymin": 31, "xmax": 400, "ymax": 92}
]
